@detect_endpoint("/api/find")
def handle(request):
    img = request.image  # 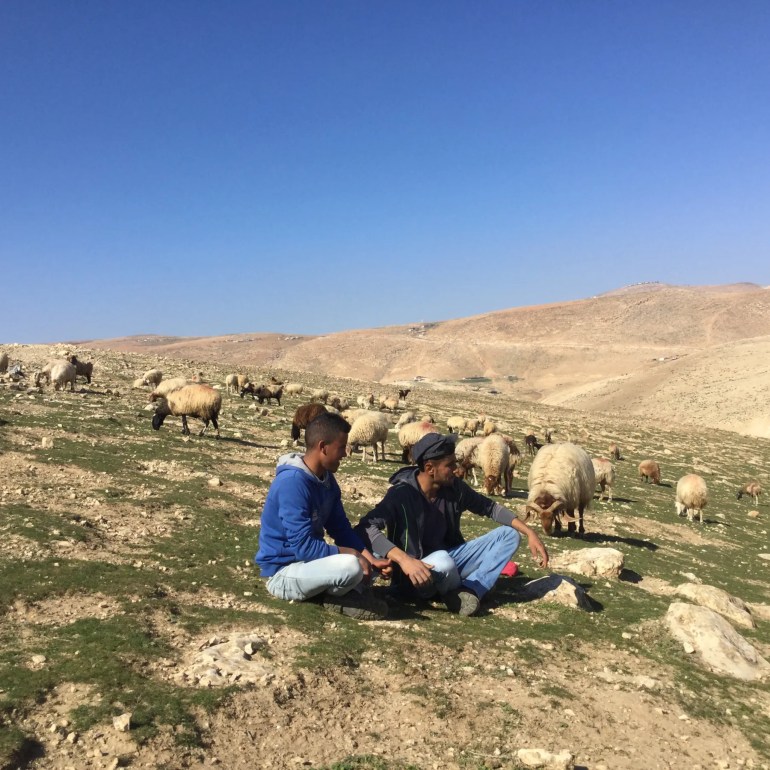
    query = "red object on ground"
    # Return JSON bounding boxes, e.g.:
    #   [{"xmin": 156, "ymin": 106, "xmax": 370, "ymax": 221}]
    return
[{"xmin": 500, "ymin": 561, "xmax": 518, "ymax": 577}]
